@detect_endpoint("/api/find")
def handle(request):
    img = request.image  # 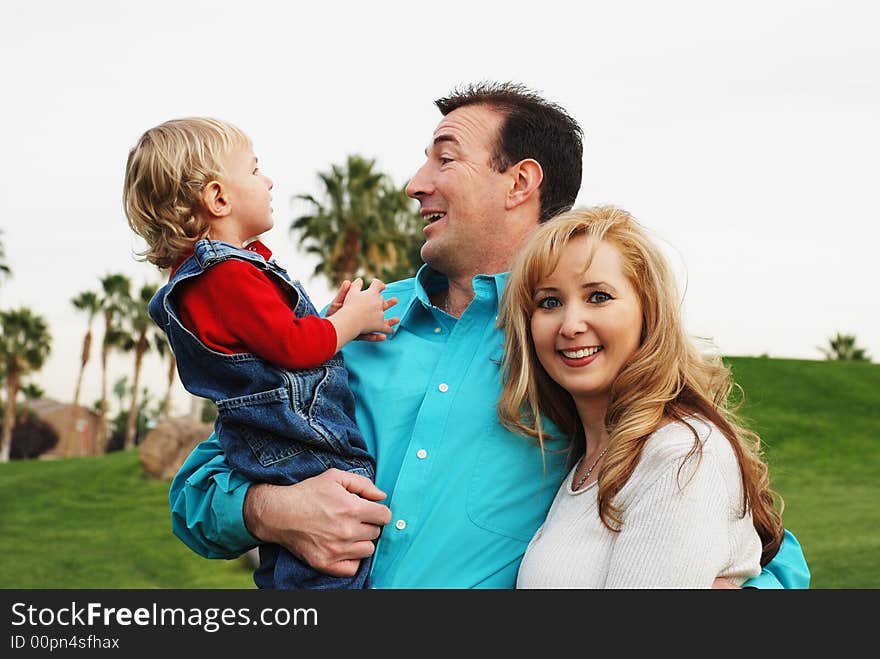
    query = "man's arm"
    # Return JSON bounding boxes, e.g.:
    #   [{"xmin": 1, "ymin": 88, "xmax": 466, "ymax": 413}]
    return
[
  {"xmin": 169, "ymin": 433, "xmax": 258, "ymax": 558},
  {"xmin": 169, "ymin": 432, "xmax": 392, "ymax": 571},
  {"xmin": 243, "ymin": 471, "xmax": 391, "ymax": 576},
  {"xmin": 742, "ymin": 529, "xmax": 811, "ymax": 589}
]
